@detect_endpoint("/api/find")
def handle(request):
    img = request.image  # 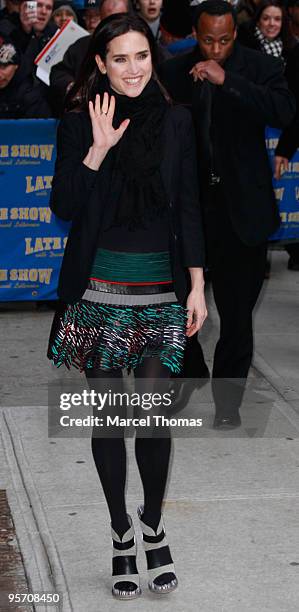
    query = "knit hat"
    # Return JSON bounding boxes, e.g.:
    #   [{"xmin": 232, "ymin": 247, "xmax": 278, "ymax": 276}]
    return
[
  {"xmin": 72, "ymin": 0, "xmax": 101, "ymax": 8},
  {"xmin": 0, "ymin": 38, "xmax": 20, "ymax": 66},
  {"xmin": 53, "ymin": 0, "xmax": 78, "ymax": 20},
  {"xmin": 52, "ymin": 0, "xmax": 78, "ymax": 23}
]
